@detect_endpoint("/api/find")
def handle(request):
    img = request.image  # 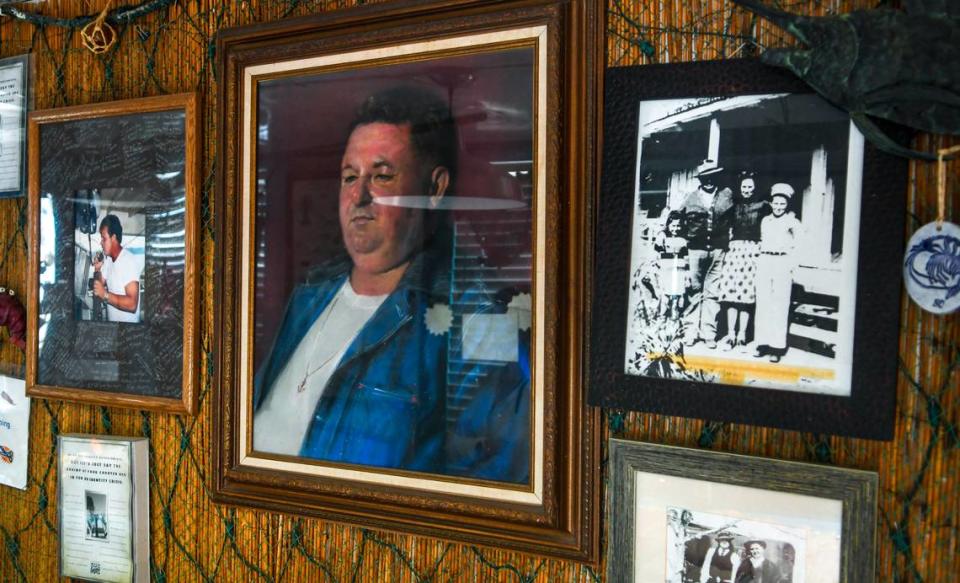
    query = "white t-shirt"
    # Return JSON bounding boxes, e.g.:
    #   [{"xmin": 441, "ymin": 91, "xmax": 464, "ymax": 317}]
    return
[
  {"xmin": 253, "ymin": 280, "xmax": 387, "ymax": 456},
  {"xmin": 102, "ymin": 248, "xmax": 143, "ymax": 323}
]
